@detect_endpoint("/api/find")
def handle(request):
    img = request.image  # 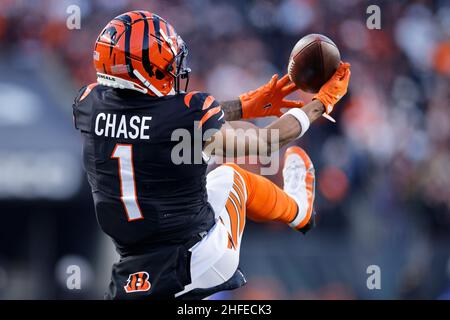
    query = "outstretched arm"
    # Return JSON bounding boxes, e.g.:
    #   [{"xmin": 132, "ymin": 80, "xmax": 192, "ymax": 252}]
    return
[
  {"xmin": 205, "ymin": 100, "xmax": 324, "ymax": 157},
  {"xmin": 207, "ymin": 63, "xmax": 351, "ymax": 158}
]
